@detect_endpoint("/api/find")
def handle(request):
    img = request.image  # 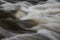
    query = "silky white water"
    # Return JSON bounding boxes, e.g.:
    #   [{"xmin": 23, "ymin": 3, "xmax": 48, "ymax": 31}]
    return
[{"xmin": 1, "ymin": 0, "xmax": 60, "ymax": 40}]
